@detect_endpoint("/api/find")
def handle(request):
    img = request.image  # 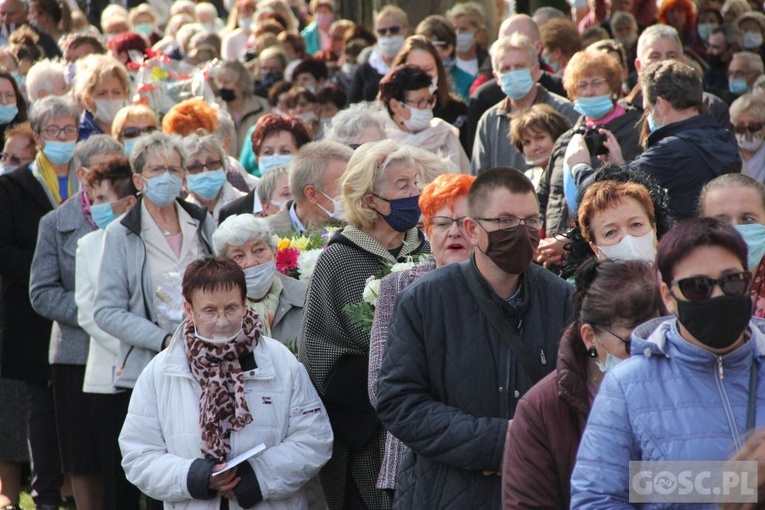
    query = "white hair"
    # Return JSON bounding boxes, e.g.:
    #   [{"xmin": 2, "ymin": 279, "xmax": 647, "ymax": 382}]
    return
[
  {"xmin": 323, "ymin": 101, "xmax": 388, "ymax": 146},
  {"xmin": 732, "ymin": 51, "xmax": 765, "ymax": 73},
  {"xmin": 213, "ymin": 214, "xmax": 278, "ymax": 255},
  {"xmin": 490, "ymin": 33, "xmax": 536, "ymax": 72},
  {"xmin": 25, "ymin": 59, "xmax": 68, "ymax": 101},
  {"xmin": 637, "ymin": 24, "xmax": 682, "ymax": 62}
]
